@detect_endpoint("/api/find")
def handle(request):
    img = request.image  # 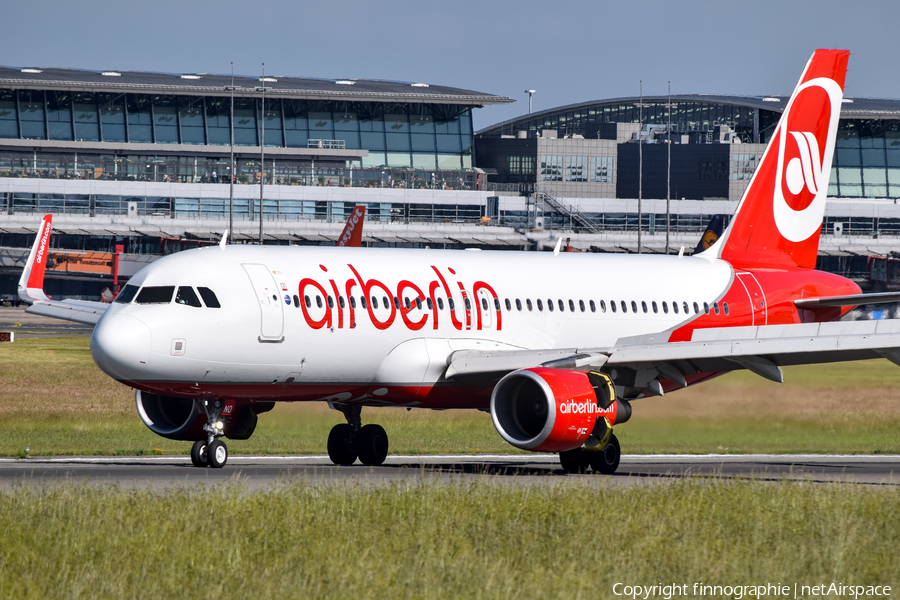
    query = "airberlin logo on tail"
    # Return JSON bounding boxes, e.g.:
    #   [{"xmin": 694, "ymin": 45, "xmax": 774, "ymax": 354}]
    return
[
  {"xmin": 773, "ymin": 77, "xmax": 843, "ymax": 243},
  {"xmin": 35, "ymin": 220, "xmax": 51, "ymax": 266}
]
